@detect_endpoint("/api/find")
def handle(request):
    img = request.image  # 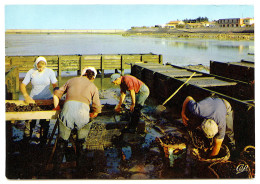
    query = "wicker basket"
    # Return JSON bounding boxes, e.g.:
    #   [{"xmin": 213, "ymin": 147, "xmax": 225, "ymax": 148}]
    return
[
  {"xmin": 240, "ymin": 145, "xmax": 255, "ymax": 178},
  {"xmin": 190, "ymin": 144, "xmax": 230, "ymax": 164},
  {"xmin": 156, "ymin": 137, "xmax": 186, "ymax": 167},
  {"xmin": 208, "ymin": 159, "xmax": 251, "ymax": 178}
]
